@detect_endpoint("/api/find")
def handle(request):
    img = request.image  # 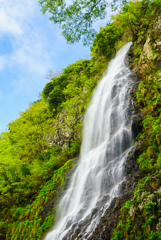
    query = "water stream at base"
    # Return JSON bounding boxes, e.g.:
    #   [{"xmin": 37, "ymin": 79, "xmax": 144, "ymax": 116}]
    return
[{"xmin": 45, "ymin": 42, "xmax": 134, "ymax": 240}]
